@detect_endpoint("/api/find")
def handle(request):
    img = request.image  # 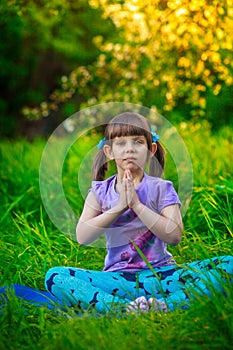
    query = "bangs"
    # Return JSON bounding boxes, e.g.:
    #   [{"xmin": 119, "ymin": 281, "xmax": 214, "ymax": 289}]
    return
[
  {"xmin": 107, "ymin": 123, "xmax": 150, "ymax": 139},
  {"xmin": 105, "ymin": 112, "xmax": 152, "ymax": 146}
]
